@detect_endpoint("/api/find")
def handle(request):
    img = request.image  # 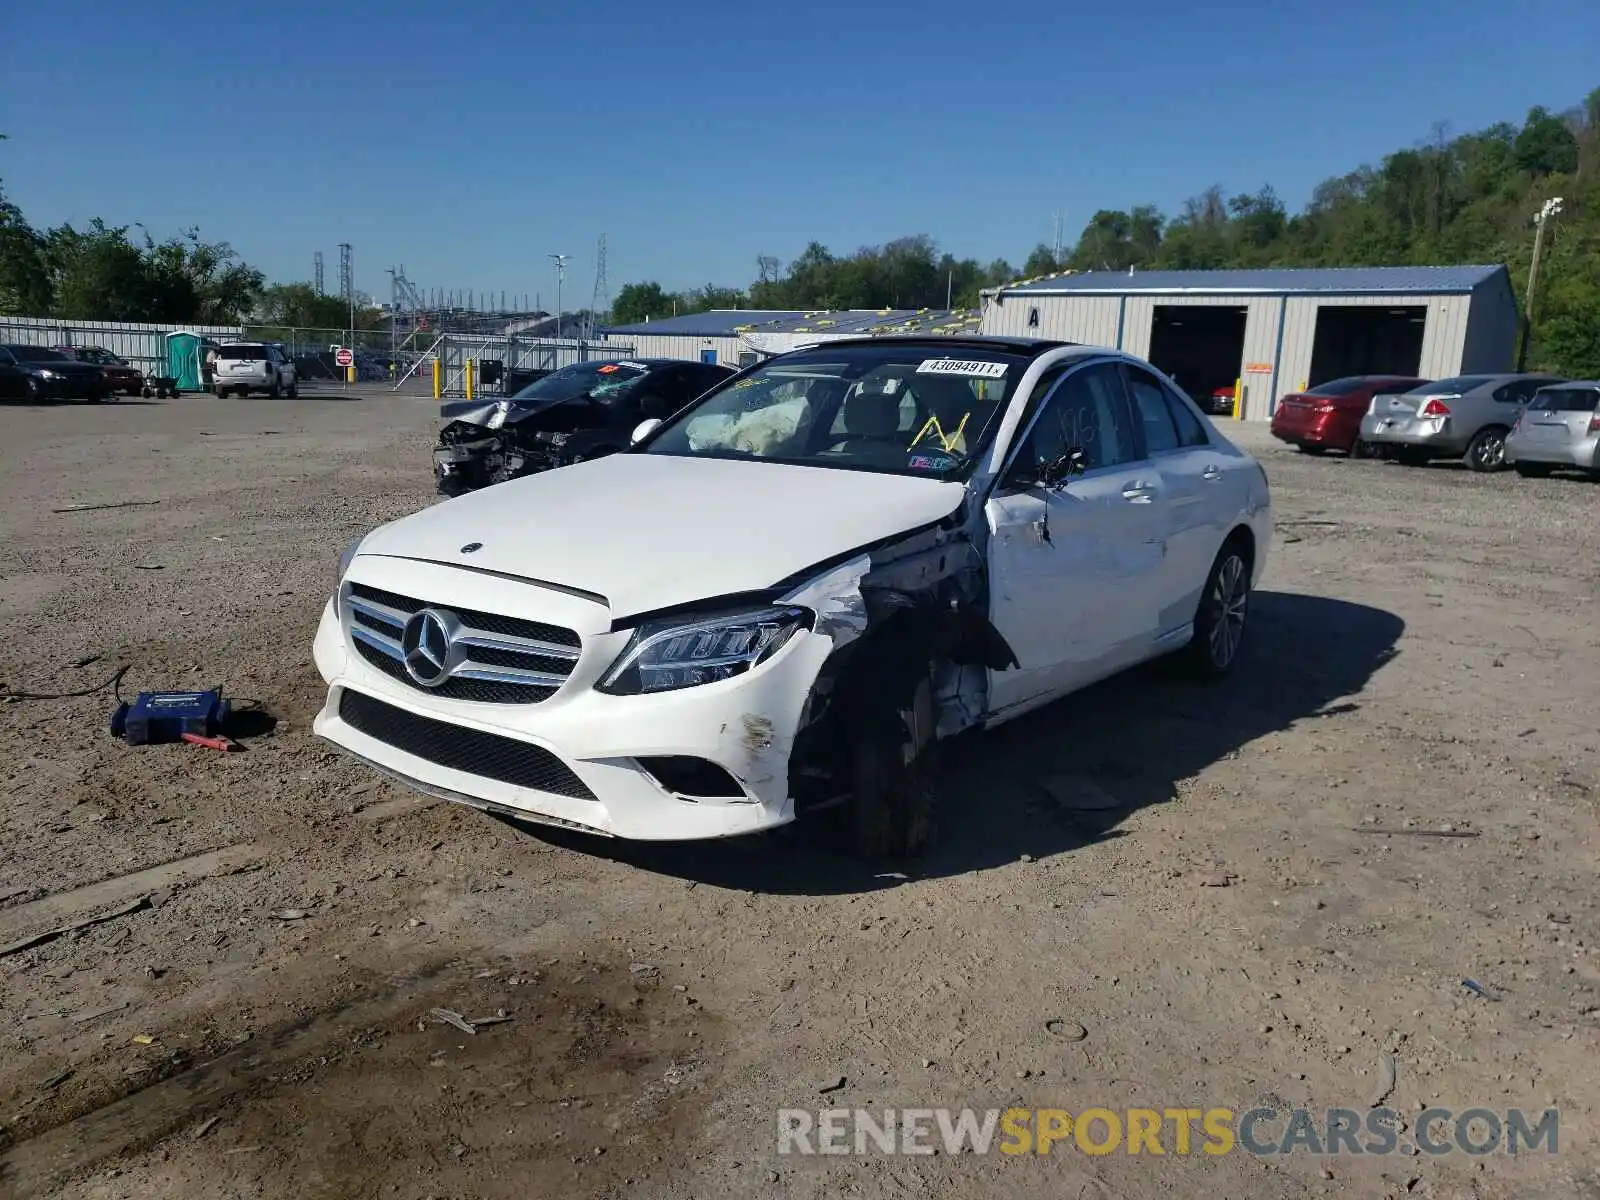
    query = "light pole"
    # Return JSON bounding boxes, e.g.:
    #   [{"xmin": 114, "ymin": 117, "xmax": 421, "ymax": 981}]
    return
[
  {"xmin": 1518, "ymin": 196, "xmax": 1563, "ymax": 371},
  {"xmin": 548, "ymin": 253, "xmax": 568, "ymax": 339}
]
